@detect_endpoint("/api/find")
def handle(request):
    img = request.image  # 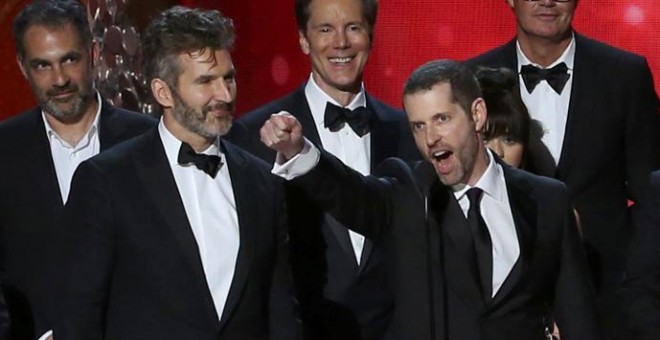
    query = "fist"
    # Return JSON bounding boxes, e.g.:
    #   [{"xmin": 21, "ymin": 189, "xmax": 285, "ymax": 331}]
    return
[{"xmin": 260, "ymin": 111, "xmax": 304, "ymax": 160}]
